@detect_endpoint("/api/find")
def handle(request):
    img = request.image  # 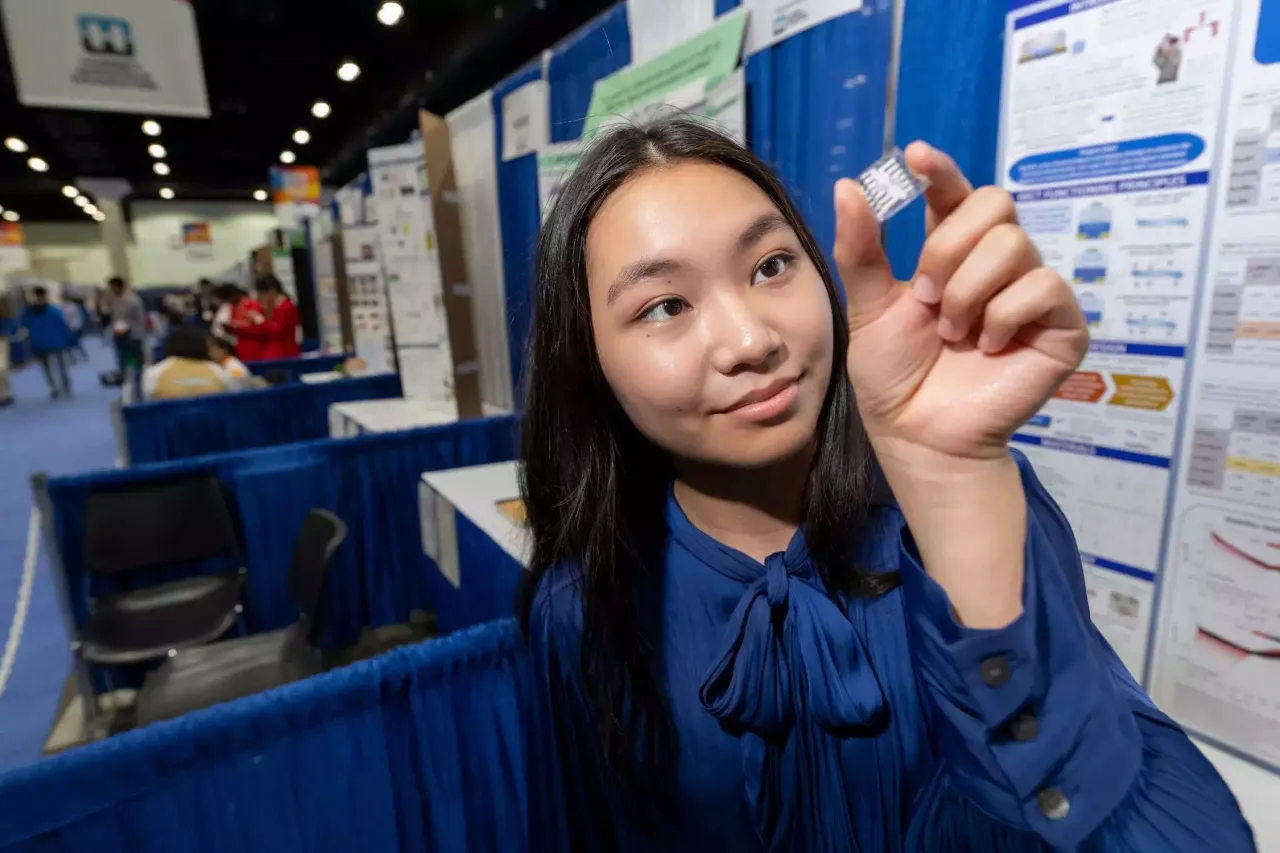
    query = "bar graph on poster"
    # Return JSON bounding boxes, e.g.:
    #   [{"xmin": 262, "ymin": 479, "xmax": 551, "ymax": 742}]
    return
[{"xmin": 1001, "ymin": 0, "xmax": 1280, "ymax": 770}]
